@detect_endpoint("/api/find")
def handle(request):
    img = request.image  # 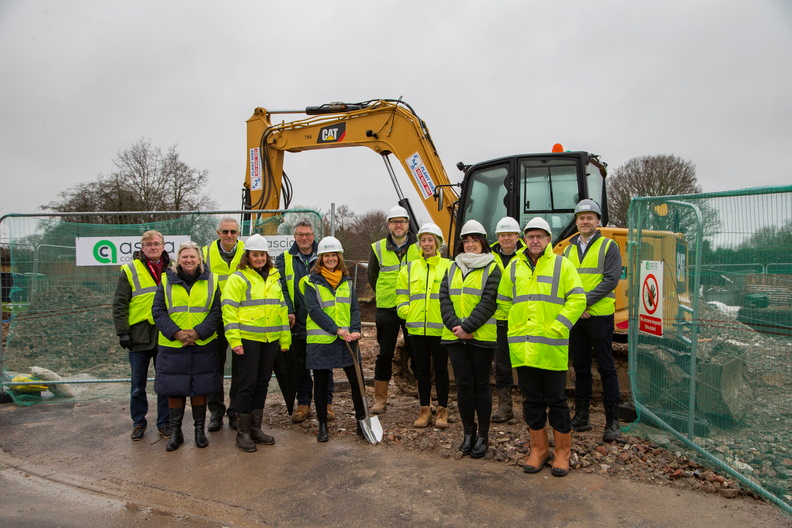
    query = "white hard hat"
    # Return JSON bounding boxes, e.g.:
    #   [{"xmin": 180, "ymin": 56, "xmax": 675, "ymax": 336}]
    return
[
  {"xmin": 574, "ymin": 199, "xmax": 602, "ymax": 218},
  {"xmin": 495, "ymin": 216, "xmax": 521, "ymax": 234},
  {"xmin": 523, "ymin": 217, "xmax": 552, "ymax": 237},
  {"xmin": 417, "ymin": 223, "xmax": 444, "ymax": 245},
  {"xmin": 245, "ymin": 234, "xmax": 269, "ymax": 251},
  {"xmin": 460, "ymin": 219, "xmax": 487, "ymax": 237},
  {"xmin": 387, "ymin": 205, "xmax": 410, "ymax": 221},
  {"xmin": 317, "ymin": 236, "xmax": 344, "ymax": 255}
]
